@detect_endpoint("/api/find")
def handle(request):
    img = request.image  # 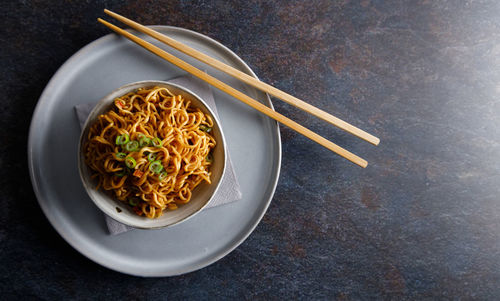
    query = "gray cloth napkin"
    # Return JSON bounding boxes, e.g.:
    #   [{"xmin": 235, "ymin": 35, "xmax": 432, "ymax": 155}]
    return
[{"xmin": 75, "ymin": 75, "xmax": 242, "ymax": 235}]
